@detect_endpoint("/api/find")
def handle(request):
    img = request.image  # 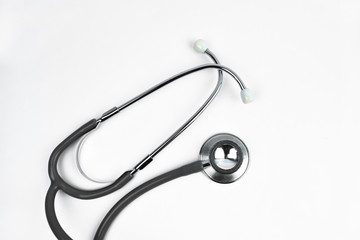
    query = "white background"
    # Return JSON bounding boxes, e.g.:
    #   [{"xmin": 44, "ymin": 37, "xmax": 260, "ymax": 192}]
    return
[{"xmin": 1, "ymin": 0, "xmax": 360, "ymax": 239}]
